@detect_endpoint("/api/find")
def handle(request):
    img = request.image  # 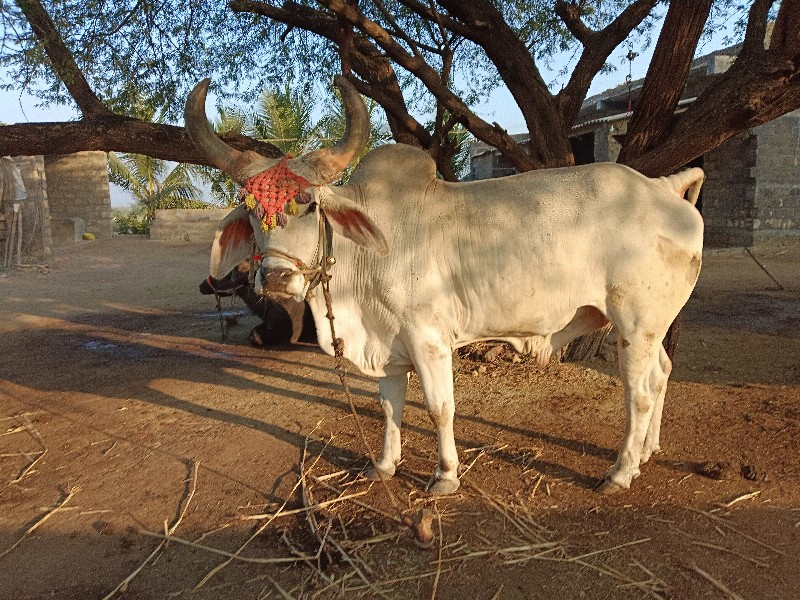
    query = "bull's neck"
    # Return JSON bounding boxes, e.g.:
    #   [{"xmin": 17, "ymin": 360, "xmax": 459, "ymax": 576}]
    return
[{"xmin": 307, "ymin": 233, "xmax": 363, "ymax": 360}]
